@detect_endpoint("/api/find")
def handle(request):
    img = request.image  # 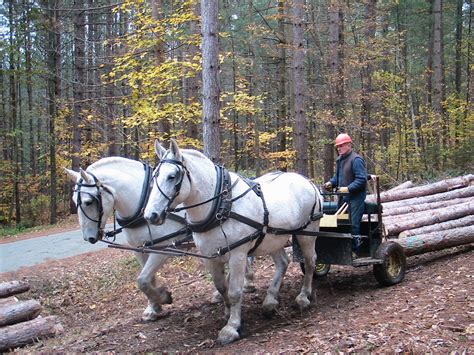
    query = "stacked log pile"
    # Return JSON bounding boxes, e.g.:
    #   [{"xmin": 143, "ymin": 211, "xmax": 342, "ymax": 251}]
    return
[
  {"xmin": 0, "ymin": 281, "xmax": 63, "ymax": 352},
  {"xmin": 367, "ymin": 174, "xmax": 474, "ymax": 256}
]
